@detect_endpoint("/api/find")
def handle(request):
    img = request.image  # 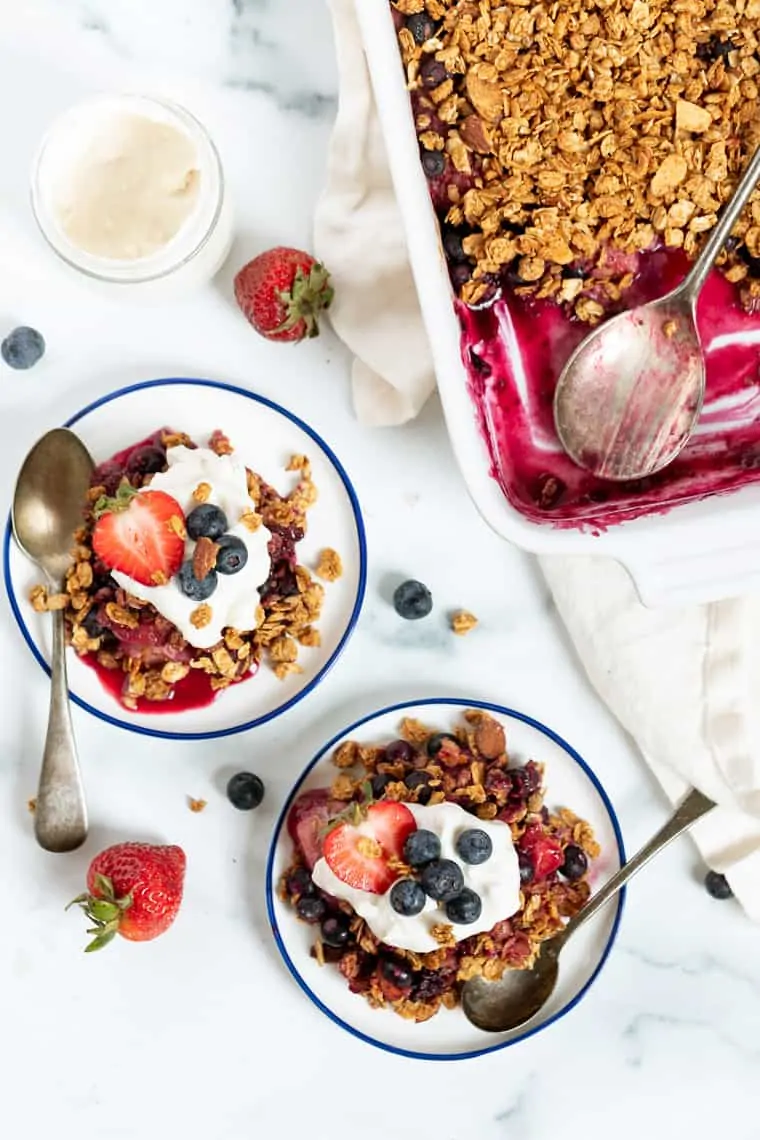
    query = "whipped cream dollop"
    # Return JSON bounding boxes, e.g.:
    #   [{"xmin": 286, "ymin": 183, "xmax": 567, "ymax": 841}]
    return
[
  {"xmin": 111, "ymin": 445, "xmax": 271, "ymax": 650},
  {"xmin": 311, "ymin": 802, "xmax": 521, "ymax": 953}
]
